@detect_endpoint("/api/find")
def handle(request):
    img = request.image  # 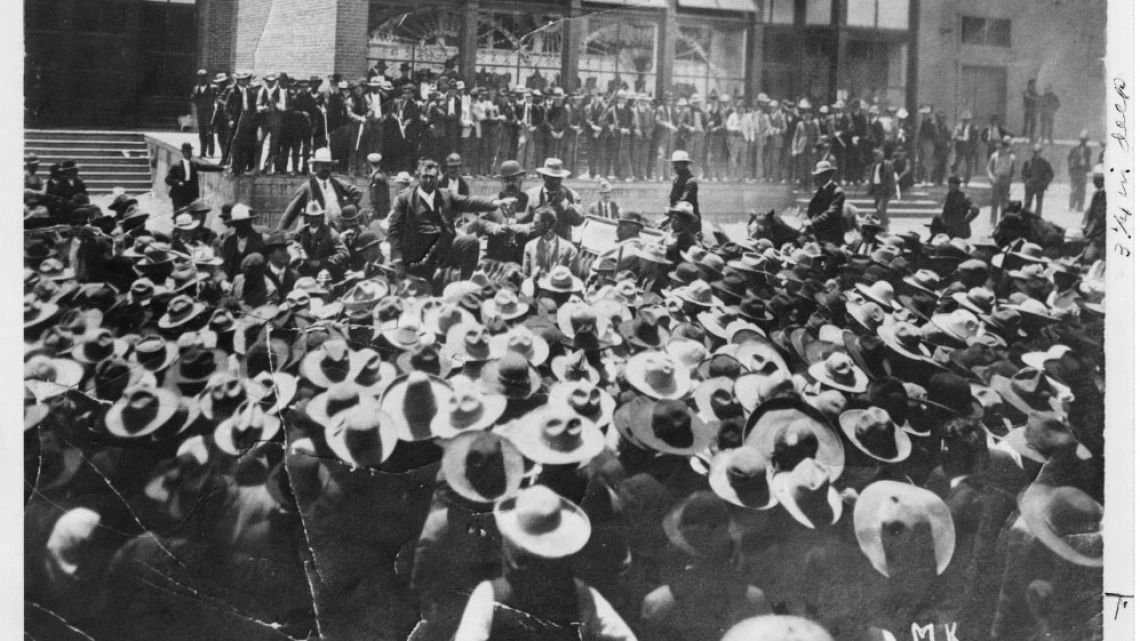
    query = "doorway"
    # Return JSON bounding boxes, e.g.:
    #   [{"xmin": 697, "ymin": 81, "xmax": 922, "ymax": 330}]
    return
[{"xmin": 960, "ymin": 65, "xmax": 1007, "ymax": 126}]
